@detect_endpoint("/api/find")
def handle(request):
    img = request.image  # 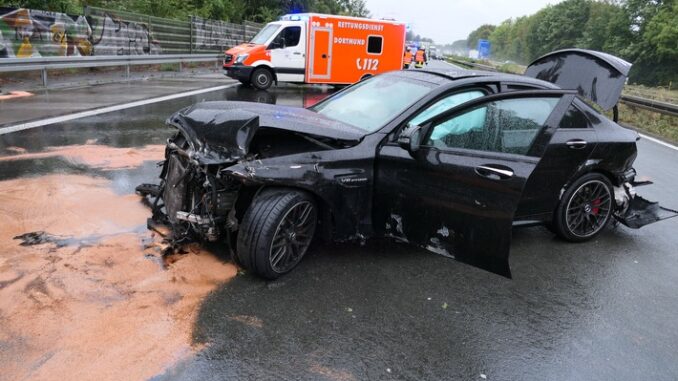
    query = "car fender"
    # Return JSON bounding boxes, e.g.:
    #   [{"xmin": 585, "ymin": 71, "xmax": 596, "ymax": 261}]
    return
[{"xmin": 222, "ymin": 155, "xmax": 371, "ymax": 242}]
